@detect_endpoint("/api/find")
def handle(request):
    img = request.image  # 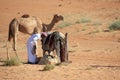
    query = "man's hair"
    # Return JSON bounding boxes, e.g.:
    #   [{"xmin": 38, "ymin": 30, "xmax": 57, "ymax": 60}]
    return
[{"xmin": 33, "ymin": 27, "xmax": 39, "ymax": 34}]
